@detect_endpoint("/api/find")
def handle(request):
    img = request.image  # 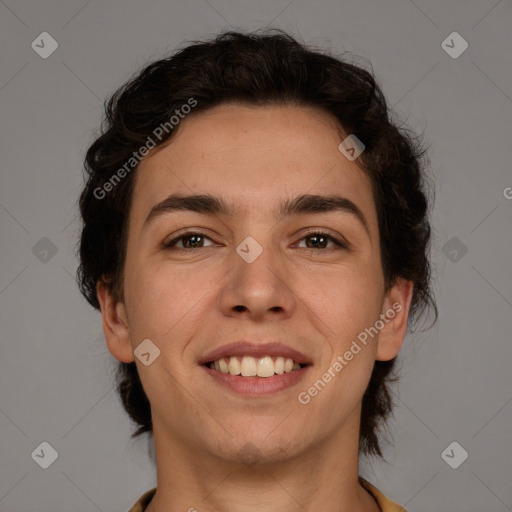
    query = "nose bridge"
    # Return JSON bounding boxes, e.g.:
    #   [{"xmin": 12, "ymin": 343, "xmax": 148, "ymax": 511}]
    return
[
  {"xmin": 234, "ymin": 232, "xmax": 282, "ymax": 293},
  {"xmin": 218, "ymin": 228, "xmax": 295, "ymax": 319}
]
